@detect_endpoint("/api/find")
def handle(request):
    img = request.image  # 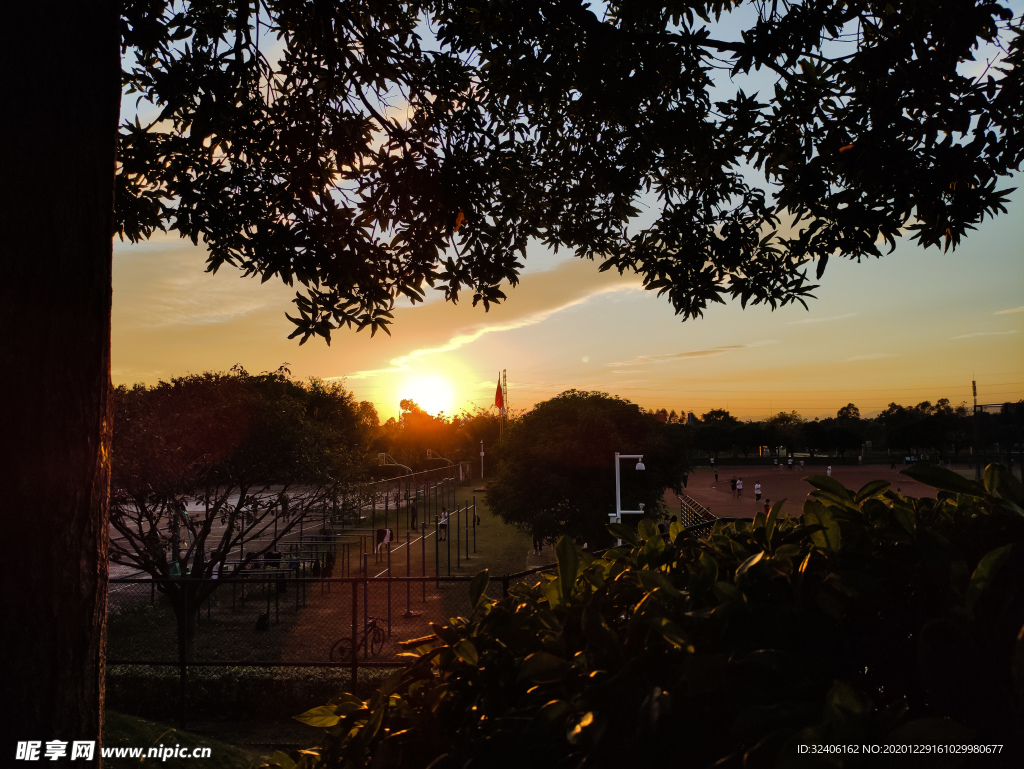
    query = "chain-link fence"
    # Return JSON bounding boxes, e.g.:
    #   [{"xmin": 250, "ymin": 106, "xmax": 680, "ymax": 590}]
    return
[
  {"xmin": 107, "ymin": 515, "xmax": 719, "ymax": 723},
  {"xmin": 107, "ymin": 566, "xmax": 553, "ymax": 722}
]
